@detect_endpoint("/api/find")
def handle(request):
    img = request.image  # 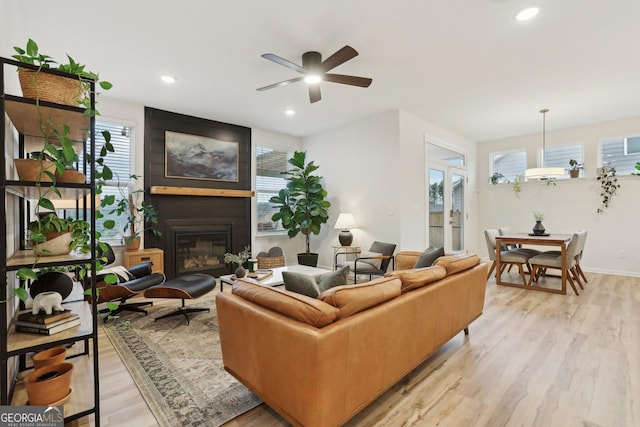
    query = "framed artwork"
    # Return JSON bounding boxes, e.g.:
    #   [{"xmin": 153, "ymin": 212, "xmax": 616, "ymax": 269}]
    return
[{"xmin": 165, "ymin": 131, "xmax": 239, "ymax": 182}]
